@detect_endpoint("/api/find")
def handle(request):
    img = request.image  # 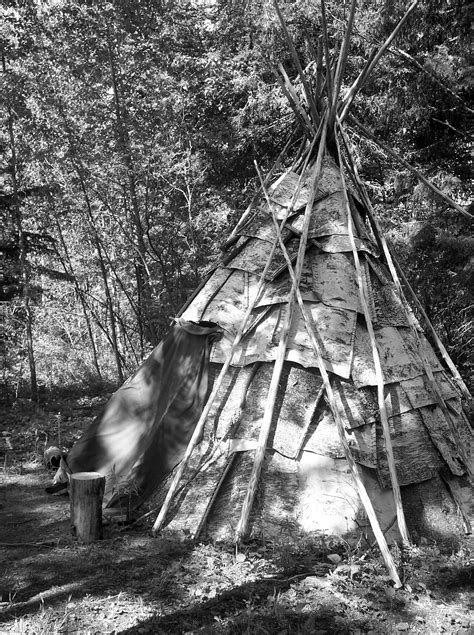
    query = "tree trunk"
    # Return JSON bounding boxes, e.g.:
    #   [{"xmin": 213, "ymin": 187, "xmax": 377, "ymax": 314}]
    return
[
  {"xmin": 72, "ymin": 161, "xmax": 124, "ymax": 384},
  {"xmin": 3, "ymin": 55, "xmax": 38, "ymax": 401},
  {"xmin": 55, "ymin": 218, "xmax": 103, "ymax": 380},
  {"xmin": 70, "ymin": 472, "xmax": 105, "ymax": 543}
]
